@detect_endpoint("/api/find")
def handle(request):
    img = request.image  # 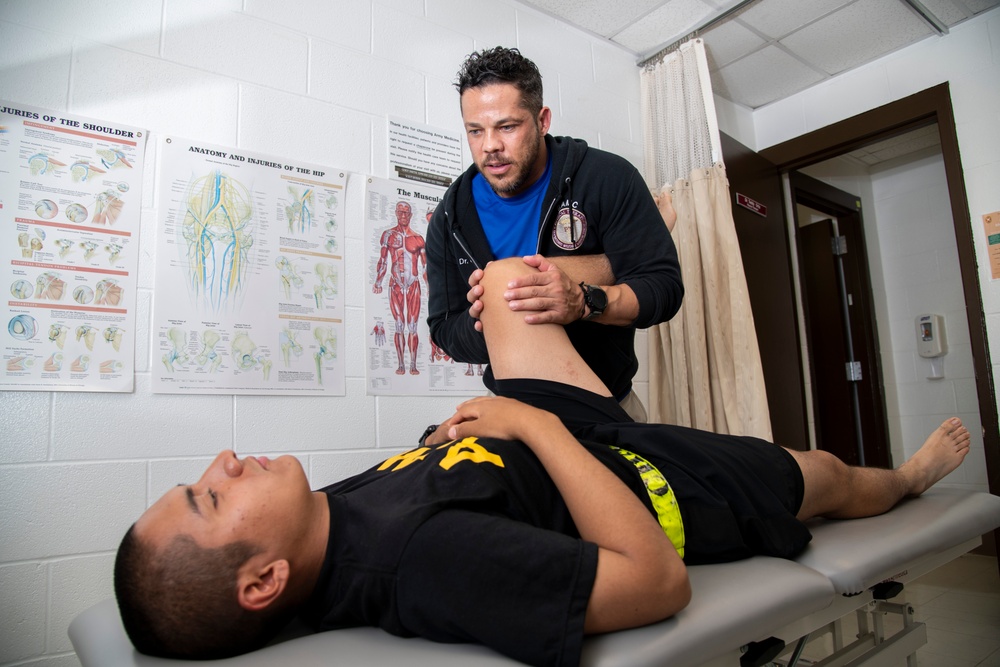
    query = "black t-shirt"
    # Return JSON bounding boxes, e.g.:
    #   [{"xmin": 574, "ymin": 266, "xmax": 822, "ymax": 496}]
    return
[
  {"xmin": 298, "ymin": 381, "xmax": 810, "ymax": 667},
  {"xmin": 298, "ymin": 435, "xmax": 600, "ymax": 666}
]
